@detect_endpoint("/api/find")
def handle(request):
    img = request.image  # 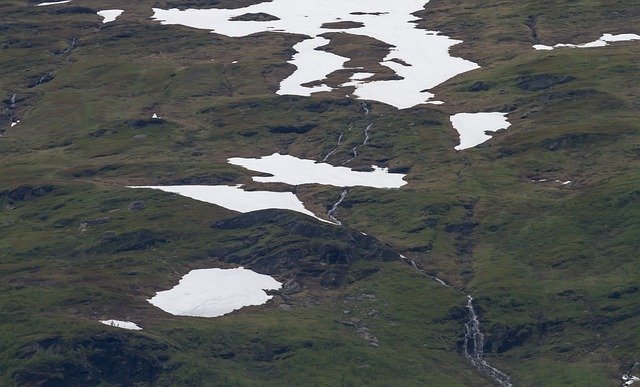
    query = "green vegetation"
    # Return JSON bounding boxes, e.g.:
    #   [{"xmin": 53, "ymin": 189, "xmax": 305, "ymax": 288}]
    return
[{"xmin": 1, "ymin": 0, "xmax": 638, "ymax": 385}]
